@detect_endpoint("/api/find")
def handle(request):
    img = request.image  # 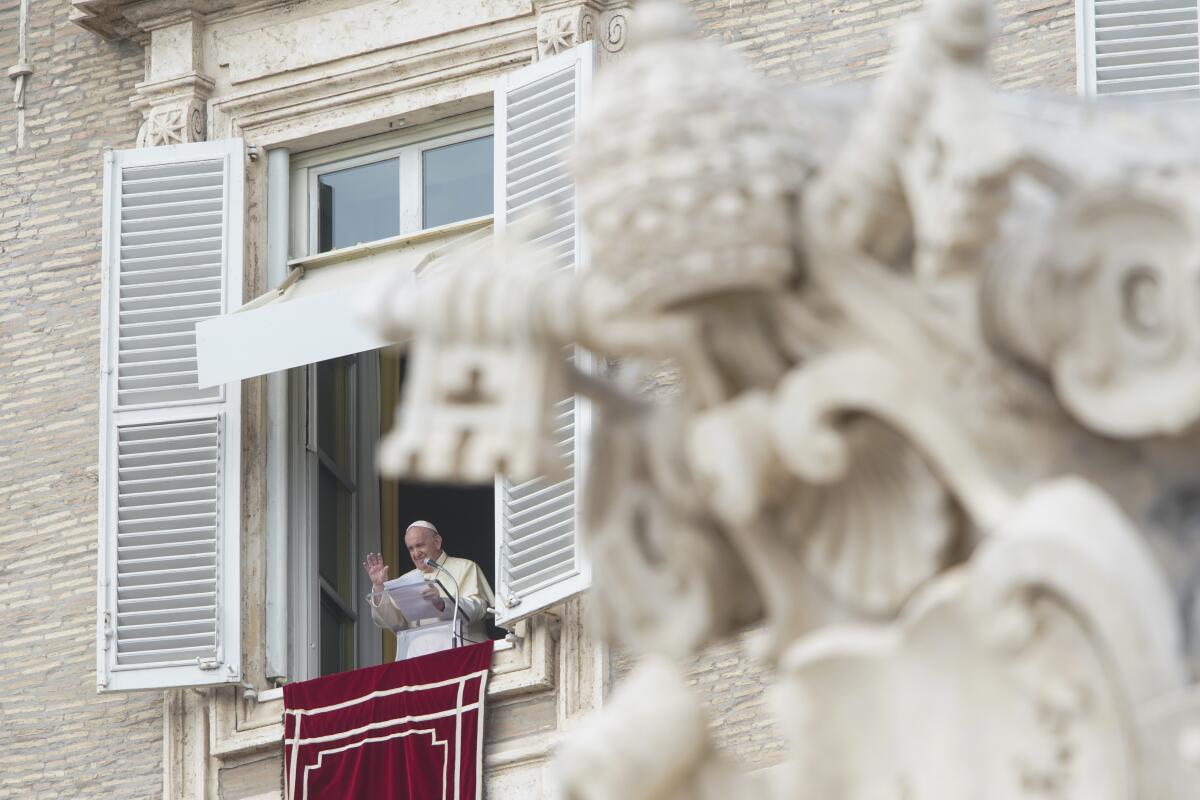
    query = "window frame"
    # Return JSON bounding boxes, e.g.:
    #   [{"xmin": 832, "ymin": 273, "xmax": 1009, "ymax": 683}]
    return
[
  {"xmin": 292, "ymin": 110, "xmax": 493, "ymax": 259},
  {"xmin": 282, "ymin": 112, "xmax": 493, "ymax": 681},
  {"xmin": 287, "ymin": 354, "xmax": 384, "ymax": 682}
]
